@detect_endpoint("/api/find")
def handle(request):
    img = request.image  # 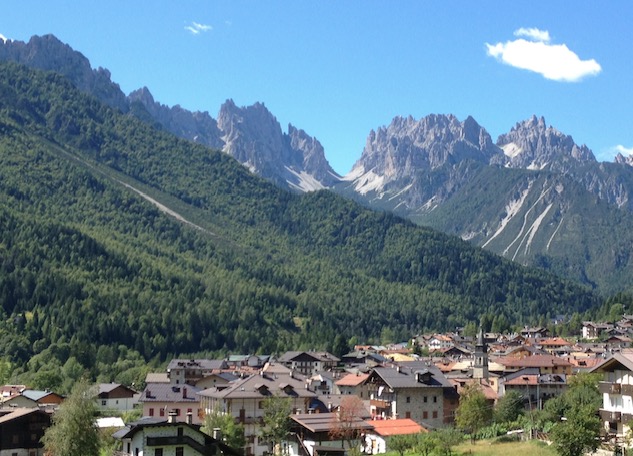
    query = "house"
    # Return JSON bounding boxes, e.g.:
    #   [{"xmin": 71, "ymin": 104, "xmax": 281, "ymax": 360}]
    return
[
  {"xmin": 2, "ymin": 389, "xmax": 64, "ymax": 409},
  {"xmin": 167, "ymin": 359, "xmax": 229, "ymax": 385},
  {"xmin": 582, "ymin": 322, "xmax": 613, "ymax": 340},
  {"xmin": 198, "ymin": 363, "xmax": 317, "ymax": 456},
  {"xmin": 427, "ymin": 335, "xmax": 454, "ymax": 352},
  {"xmin": 500, "ymin": 368, "xmax": 567, "ymax": 409},
  {"xmin": 537, "ymin": 337, "xmax": 573, "ymax": 355},
  {"xmin": 194, "ymin": 373, "xmax": 239, "ymax": 390},
  {"xmin": 140, "ymin": 383, "xmax": 203, "ymax": 424},
  {"xmin": 97, "ymin": 383, "xmax": 139, "ymax": 412},
  {"xmin": 340, "ymin": 351, "xmax": 388, "ymax": 368},
  {"xmin": 0, "ymin": 407, "xmax": 51, "ymax": 456},
  {"xmin": 277, "ymin": 352, "xmax": 340, "ymax": 377},
  {"xmin": 520, "ymin": 326, "xmax": 549, "ymax": 339},
  {"xmin": 495, "ymin": 354, "xmax": 573, "ymax": 376},
  {"xmin": 308, "ymin": 371, "xmax": 339, "ymax": 396},
  {"xmin": 590, "ymin": 350, "xmax": 633, "ymax": 447},
  {"xmin": 286, "ymin": 412, "xmax": 374, "ymax": 456},
  {"xmin": 363, "ymin": 418, "xmax": 425, "ymax": 454},
  {"xmin": 113, "ymin": 415, "xmax": 241, "ymax": 456},
  {"xmin": 366, "ymin": 364, "xmax": 454, "ymax": 429},
  {"xmin": 335, "ymin": 373, "xmax": 370, "ymax": 399}
]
